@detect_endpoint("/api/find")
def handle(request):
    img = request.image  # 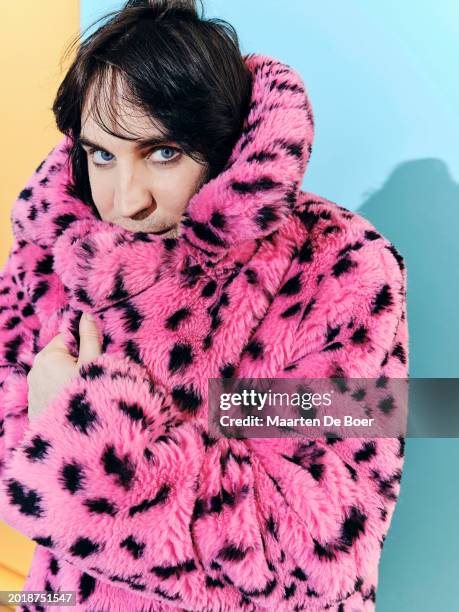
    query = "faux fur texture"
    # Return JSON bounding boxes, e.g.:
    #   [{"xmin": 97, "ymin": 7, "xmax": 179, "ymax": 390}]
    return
[{"xmin": 0, "ymin": 53, "xmax": 409, "ymax": 611}]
